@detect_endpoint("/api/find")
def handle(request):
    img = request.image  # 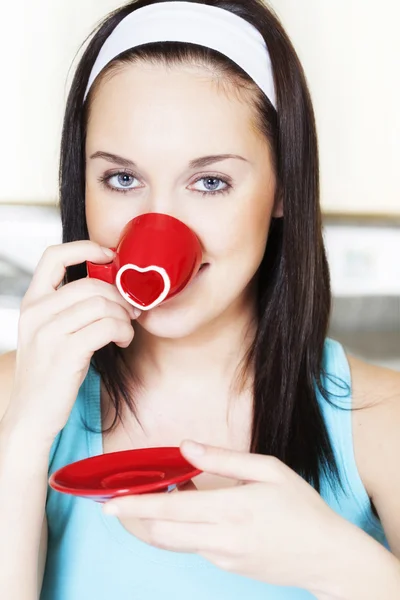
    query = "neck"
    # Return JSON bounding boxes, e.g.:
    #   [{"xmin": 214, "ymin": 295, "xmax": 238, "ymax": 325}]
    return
[
  {"xmin": 124, "ymin": 299, "xmax": 257, "ymax": 394},
  {"xmin": 111, "ymin": 297, "xmax": 257, "ymax": 448}
]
